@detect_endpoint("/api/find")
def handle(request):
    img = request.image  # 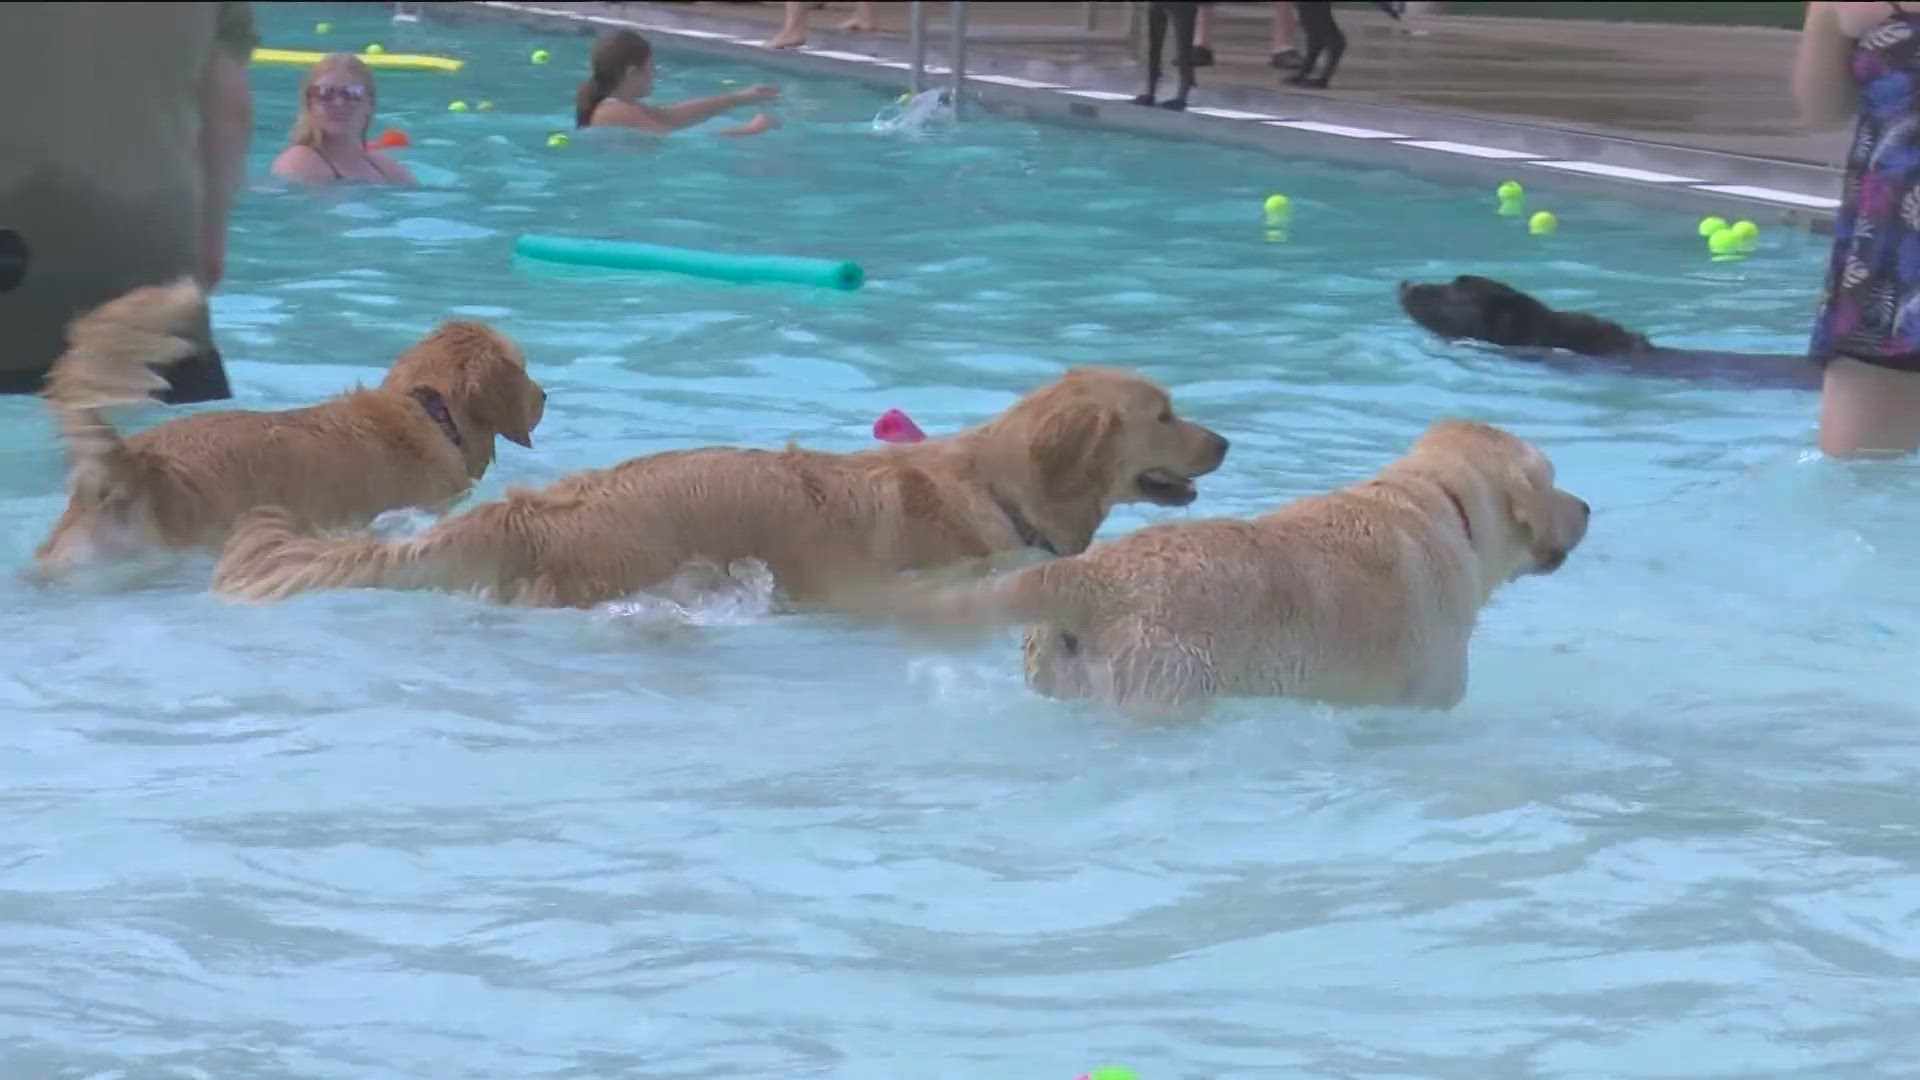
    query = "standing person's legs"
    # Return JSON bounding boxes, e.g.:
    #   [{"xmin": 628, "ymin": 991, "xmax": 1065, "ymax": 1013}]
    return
[
  {"xmin": 1162, "ymin": 1, "xmax": 1199, "ymax": 109},
  {"xmin": 1288, "ymin": 0, "xmax": 1346, "ymax": 88},
  {"xmin": 1819, "ymin": 356, "xmax": 1920, "ymax": 457},
  {"xmin": 1271, "ymin": 1, "xmax": 1302, "ymax": 69},
  {"xmin": 1134, "ymin": 1, "xmax": 1171, "ymax": 105},
  {"xmin": 766, "ymin": 2, "xmax": 809, "ymax": 49},
  {"xmin": 839, "ymin": 2, "xmax": 874, "ymax": 32}
]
